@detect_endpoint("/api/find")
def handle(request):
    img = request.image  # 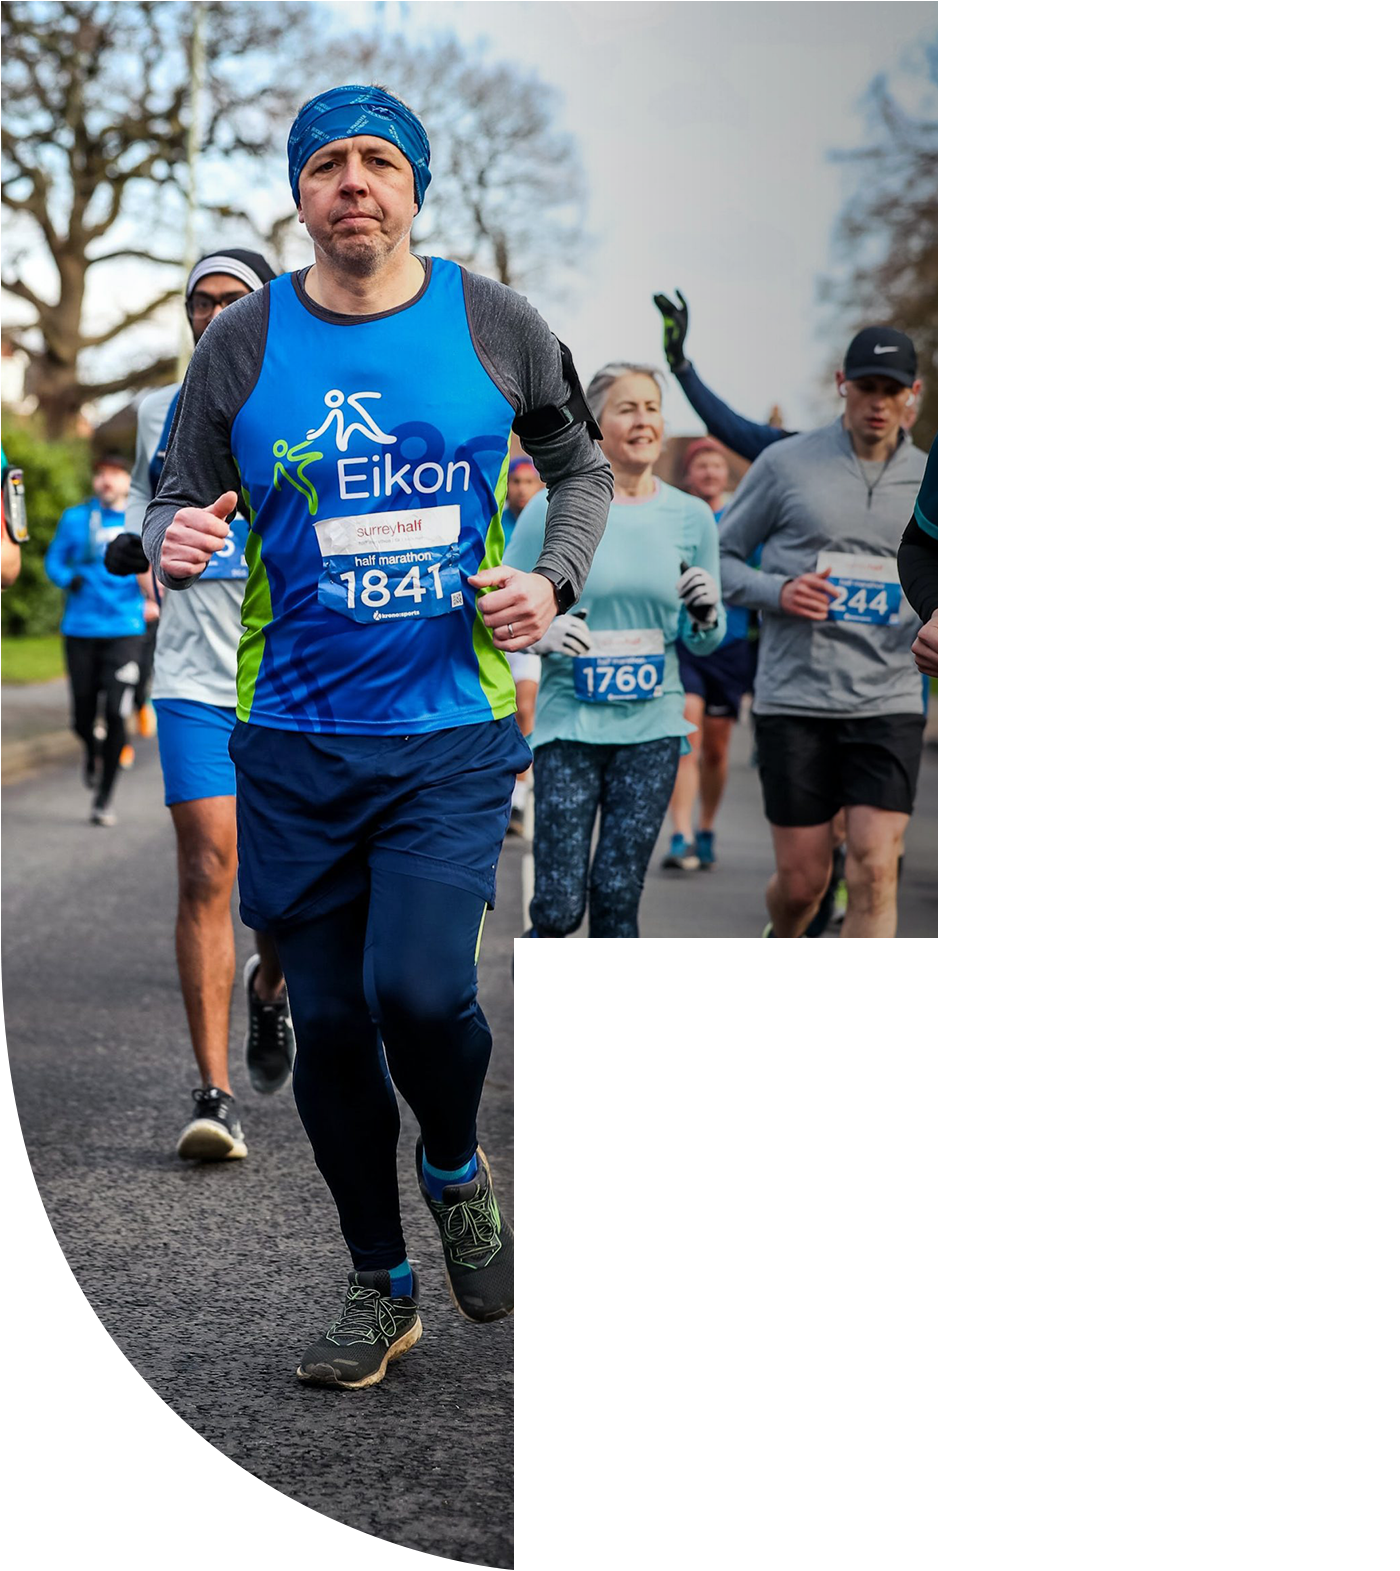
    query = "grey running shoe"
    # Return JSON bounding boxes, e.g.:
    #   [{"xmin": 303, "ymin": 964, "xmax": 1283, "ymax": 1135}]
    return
[
  {"xmin": 176, "ymin": 1087, "xmax": 247, "ymax": 1161},
  {"xmin": 90, "ymin": 805, "xmax": 117, "ymax": 828},
  {"xmin": 244, "ymin": 956, "xmax": 295, "ymax": 1095},
  {"xmin": 296, "ymin": 1272, "xmax": 422, "ymax": 1390},
  {"xmin": 415, "ymin": 1137, "xmax": 514, "ymax": 1322}
]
